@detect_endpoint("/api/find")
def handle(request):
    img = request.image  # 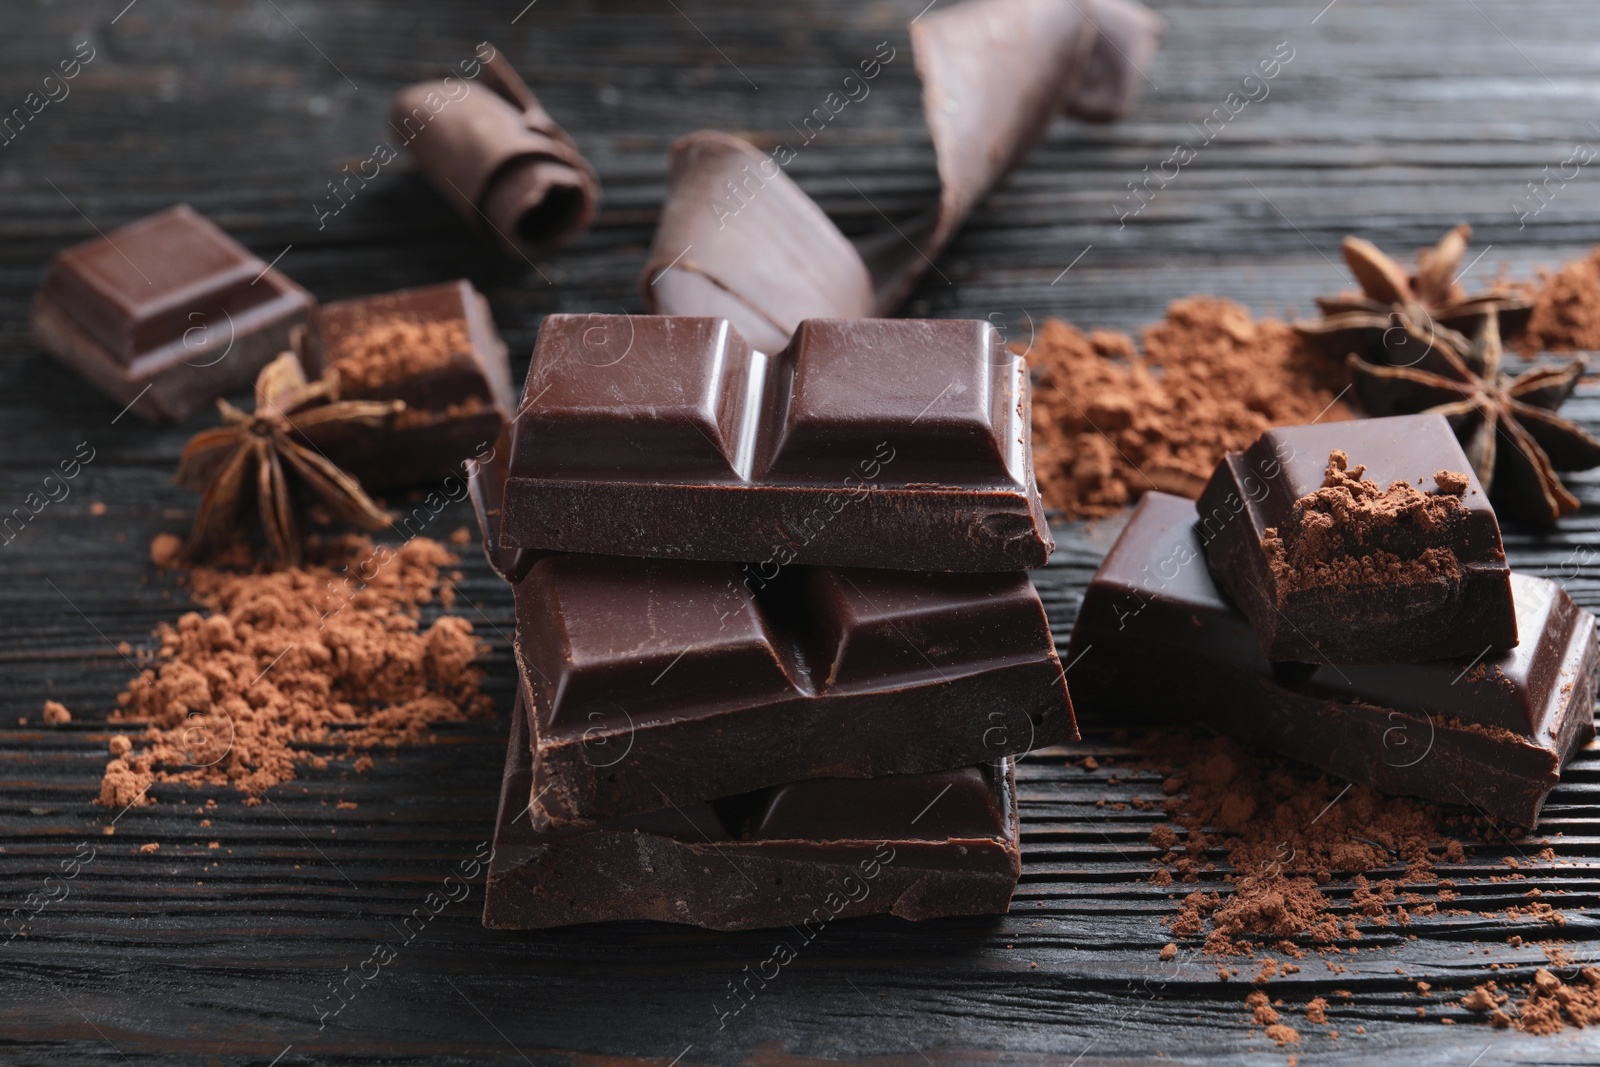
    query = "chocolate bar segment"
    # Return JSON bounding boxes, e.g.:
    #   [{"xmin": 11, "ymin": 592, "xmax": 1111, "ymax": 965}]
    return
[
  {"xmin": 515, "ymin": 552, "xmax": 1073, "ymax": 826},
  {"xmin": 31, "ymin": 204, "xmax": 315, "ymax": 422},
  {"xmin": 1068, "ymin": 492, "xmax": 1597, "ymax": 826},
  {"xmin": 312, "ymin": 280, "xmax": 512, "ymax": 490},
  {"xmin": 503, "ymin": 314, "xmax": 1053, "ymax": 572},
  {"xmin": 483, "ymin": 686, "xmax": 1020, "ymax": 930},
  {"xmin": 1196, "ymin": 414, "xmax": 1515, "ymax": 664}
]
